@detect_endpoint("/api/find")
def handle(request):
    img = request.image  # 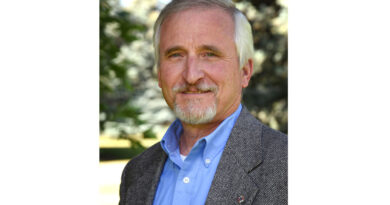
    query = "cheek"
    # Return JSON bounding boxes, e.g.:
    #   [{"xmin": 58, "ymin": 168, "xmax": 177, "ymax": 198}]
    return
[
  {"xmin": 159, "ymin": 65, "xmax": 182, "ymax": 98},
  {"xmin": 160, "ymin": 63, "xmax": 179, "ymax": 83},
  {"xmin": 160, "ymin": 61, "xmax": 185, "ymax": 77},
  {"xmin": 210, "ymin": 69, "xmax": 242, "ymax": 101},
  {"xmin": 202, "ymin": 62, "xmax": 225, "ymax": 80},
  {"xmin": 160, "ymin": 76, "xmax": 174, "ymax": 96},
  {"xmin": 205, "ymin": 63, "xmax": 240, "ymax": 85}
]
